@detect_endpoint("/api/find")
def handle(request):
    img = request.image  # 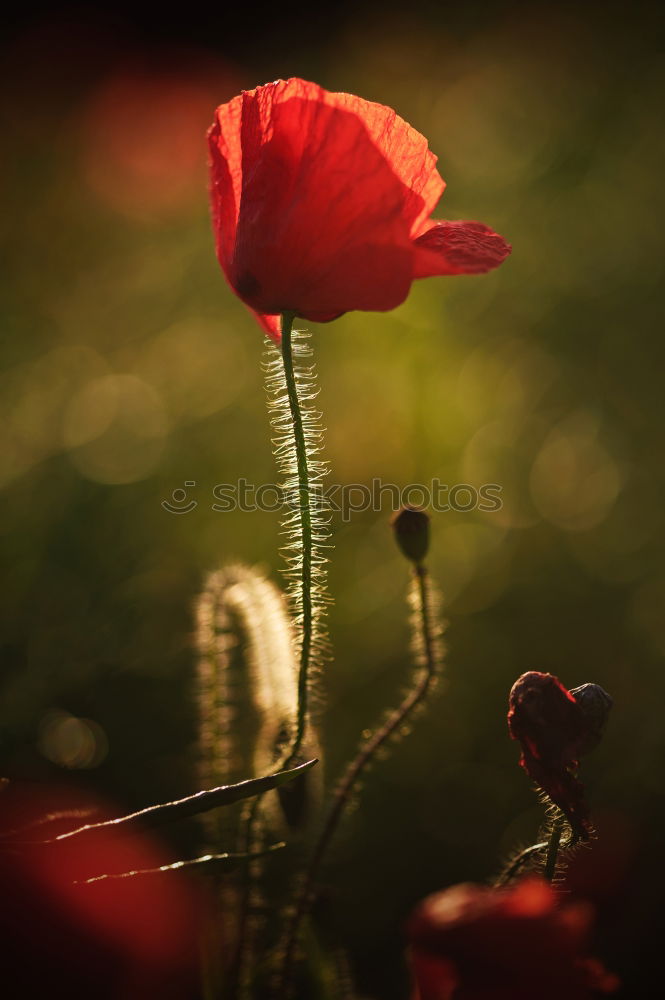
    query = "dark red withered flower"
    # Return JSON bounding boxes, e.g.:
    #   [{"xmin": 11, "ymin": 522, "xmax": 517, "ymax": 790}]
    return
[
  {"xmin": 208, "ymin": 78, "xmax": 511, "ymax": 339},
  {"xmin": 507, "ymin": 671, "xmax": 606, "ymax": 838},
  {"xmin": 407, "ymin": 878, "xmax": 619, "ymax": 1000}
]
